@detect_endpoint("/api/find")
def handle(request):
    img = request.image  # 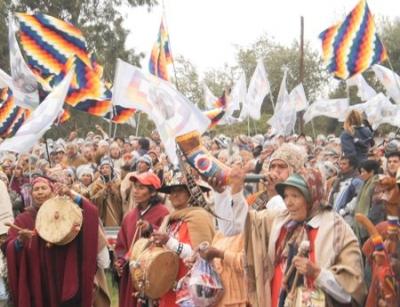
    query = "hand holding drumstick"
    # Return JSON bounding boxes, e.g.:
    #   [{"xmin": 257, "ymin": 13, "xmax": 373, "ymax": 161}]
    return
[{"xmin": 5, "ymin": 222, "xmax": 35, "ymax": 243}]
